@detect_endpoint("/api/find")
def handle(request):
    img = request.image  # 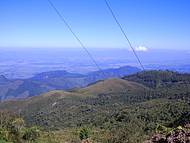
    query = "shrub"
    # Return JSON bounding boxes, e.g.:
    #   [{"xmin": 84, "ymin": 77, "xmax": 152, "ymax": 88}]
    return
[
  {"xmin": 79, "ymin": 128, "xmax": 89, "ymax": 140},
  {"xmin": 9, "ymin": 118, "xmax": 25, "ymax": 134},
  {"xmin": 0, "ymin": 128, "xmax": 9, "ymax": 141},
  {"xmin": 156, "ymin": 124, "xmax": 172, "ymax": 134},
  {"xmin": 22, "ymin": 126, "xmax": 40, "ymax": 141}
]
